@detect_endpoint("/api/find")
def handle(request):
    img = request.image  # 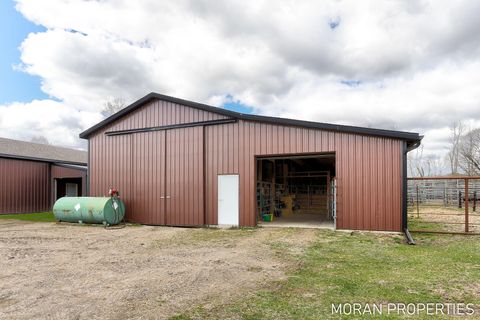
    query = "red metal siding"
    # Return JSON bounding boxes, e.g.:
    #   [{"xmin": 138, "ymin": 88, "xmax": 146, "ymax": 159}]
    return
[
  {"xmin": 89, "ymin": 133, "xmax": 133, "ymax": 212},
  {"xmin": 107, "ymin": 99, "xmax": 229, "ymax": 132},
  {"xmin": 88, "ymin": 98, "xmax": 228, "ymax": 220},
  {"xmin": 205, "ymin": 123, "xmax": 240, "ymax": 226},
  {"xmin": 0, "ymin": 157, "xmax": 50, "ymax": 214},
  {"xmin": 165, "ymin": 127, "xmax": 204, "ymax": 226},
  {"xmin": 89, "ymin": 103, "xmax": 207, "ymax": 226},
  {"xmin": 88, "ymin": 99, "xmax": 404, "ymax": 232},
  {"xmin": 51, "ymin": 165, "xmax": 86, "ymax": 179},
  {"xmin": 131, "ymin": 131, "xmax": 166, "ymax": 224},
  {"xmin": 204, "ymin": 121, "xmax": 403, "ymax": 231}
]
